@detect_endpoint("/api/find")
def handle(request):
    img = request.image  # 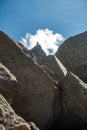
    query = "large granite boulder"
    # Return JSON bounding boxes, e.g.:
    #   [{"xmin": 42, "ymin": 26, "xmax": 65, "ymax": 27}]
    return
[
  {"xmin": 52, "ymin": 72, "xmax": 87, "ymax": 129},
  {"xmin": 41, "ymin": 55, "xmax": 67, "ymax": 81},
  {"xmin": 0, "ymin": 31, "xmax": 60, "ymax": 130},
  {"xmin": 56, "ymin": 31, "xmax": 87, "ymax": 82},
  {"xmin": 0, "ymin": 63, "xmax": 17, "ymax": 104},
  {"xmin": 0, "ymin": 93, "xmax": 39, "ymax": 130}
]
